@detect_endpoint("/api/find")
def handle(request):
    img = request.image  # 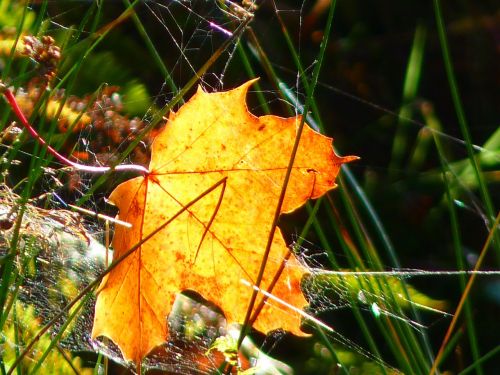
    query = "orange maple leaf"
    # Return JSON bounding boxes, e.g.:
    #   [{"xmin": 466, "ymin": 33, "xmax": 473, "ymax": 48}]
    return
[{"xmin": 91, "ymin": 80, "xmax": 356, "ymax": 366}]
